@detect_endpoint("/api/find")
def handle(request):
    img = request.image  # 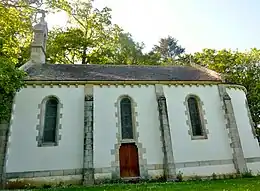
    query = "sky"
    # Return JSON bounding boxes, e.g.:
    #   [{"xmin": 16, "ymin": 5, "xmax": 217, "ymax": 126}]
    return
[{"xmin": 46, "ymin": 0, "xmax": 260, "ymax": 53}]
